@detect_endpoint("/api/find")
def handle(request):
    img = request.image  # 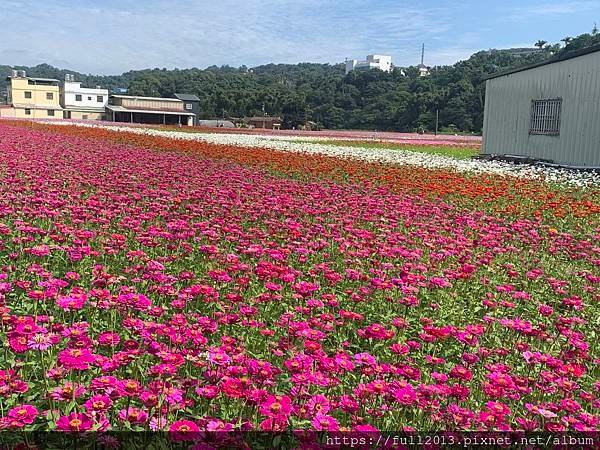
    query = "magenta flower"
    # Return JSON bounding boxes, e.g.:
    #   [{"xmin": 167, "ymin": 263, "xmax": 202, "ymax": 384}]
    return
[
  {"xmin": 8, "ymin": 405, "xmax": 38, "ymax": 425},
  {"xmin": 56, "ymin": 412, "xmax": 93, "ymax": 432},
  {"xmin": 58, "ymin": 348, "xmax": 96, "ymax": 370},
  {"xmin": 311, "ymin": 413, "xmax": 339, "ymax": 431},
  {"xmin": 259, "ymin": 395, "xmax": 292, "ymax": 418}
]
